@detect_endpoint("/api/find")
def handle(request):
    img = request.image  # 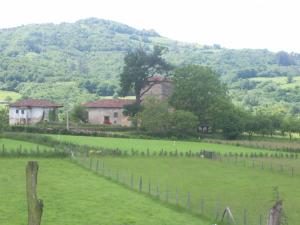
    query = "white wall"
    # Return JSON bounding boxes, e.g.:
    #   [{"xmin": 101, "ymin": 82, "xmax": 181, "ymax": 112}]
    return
[{"xmin": 9, "ymin": 107, "xmax": 51, "ymax": 125}]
